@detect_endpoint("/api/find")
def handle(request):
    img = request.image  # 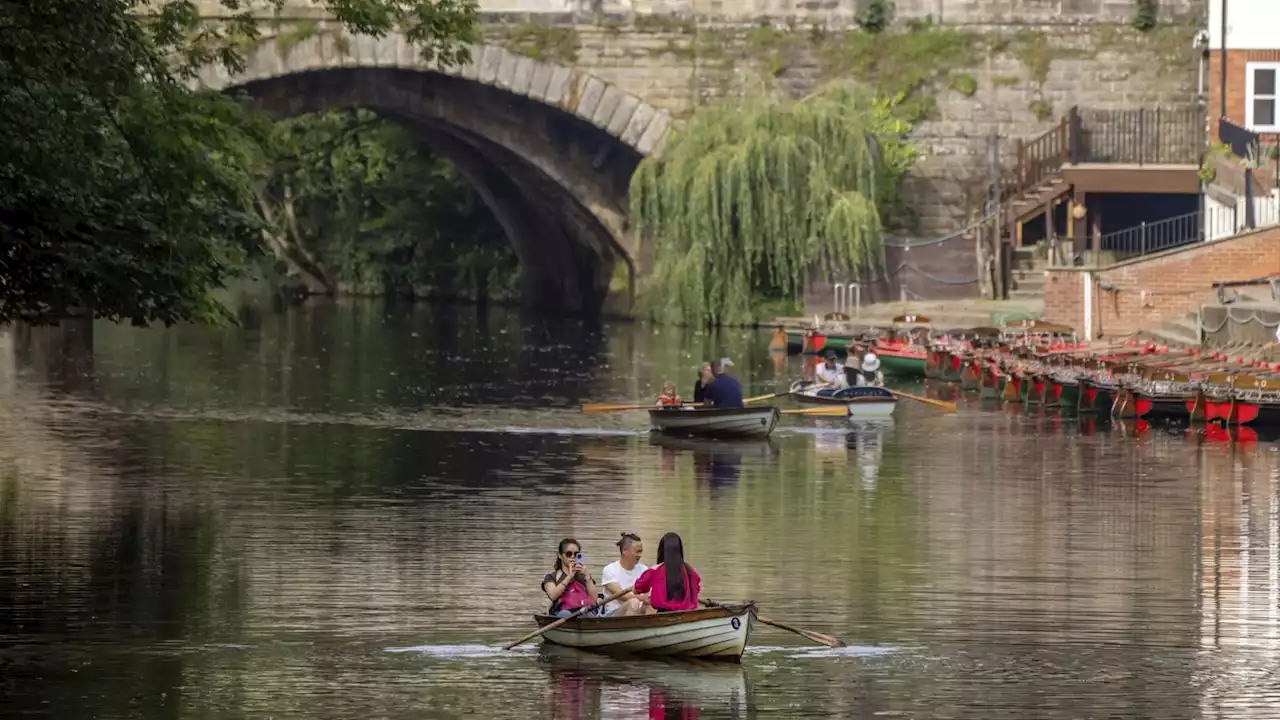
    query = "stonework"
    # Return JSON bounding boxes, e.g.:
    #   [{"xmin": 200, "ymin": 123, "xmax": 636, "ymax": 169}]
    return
[
  {"xmin": 1042, "ymin": 226, "xmax": 1280, "ymax": 339},
  {"xmin": 195, "ymin": 0, "xmax": 1211, "ymax": 308}
]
